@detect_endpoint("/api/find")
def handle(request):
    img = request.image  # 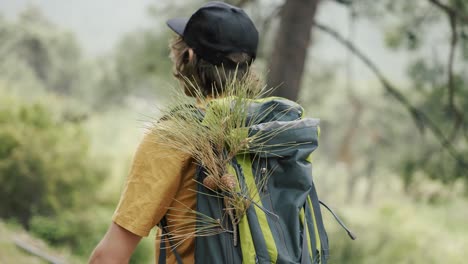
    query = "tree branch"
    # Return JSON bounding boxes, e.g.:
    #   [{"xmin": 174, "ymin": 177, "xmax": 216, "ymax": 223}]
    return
[
  {"xmin": 428, "ymin": 0, "xmax": 454, "ymax": 14},
  {"xmin": 430, "ymin": 0, "xmax": 460, "ymax": 112},
  {"xmin": 13, "ymin": 237, "xmax": 66, "ymax": 264},
  {"xmin": 313, "ymin": 20, "xmax": 468, "ymax": 169},
  {"xmin": 447, "ymin": 14, "xmax": 457, "ymax": 110},
  {"xmin": 428, "ymin": 0, "xmax": 468, "ymax": 24},
  {"xmin": 428, "ymin": 0, "xmax": 466, "ymax": 143}
]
